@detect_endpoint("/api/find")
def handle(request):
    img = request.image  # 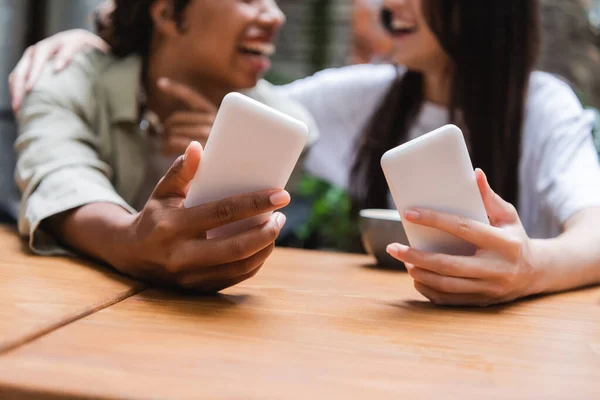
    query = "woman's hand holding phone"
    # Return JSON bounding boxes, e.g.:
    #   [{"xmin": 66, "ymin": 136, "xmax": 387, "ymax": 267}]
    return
[{"xmin": 387, "ymin": 169, "xmax": 538, "ymax": 307}]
